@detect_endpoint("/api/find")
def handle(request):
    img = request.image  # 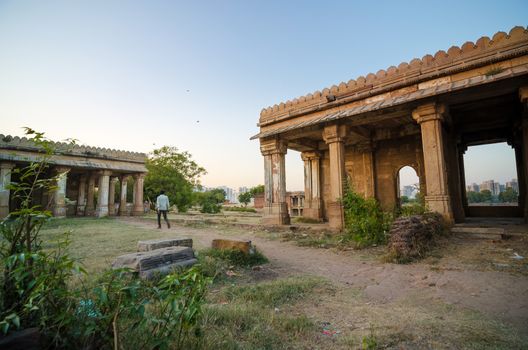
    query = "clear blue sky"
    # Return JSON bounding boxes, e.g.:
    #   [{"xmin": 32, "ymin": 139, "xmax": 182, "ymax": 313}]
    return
[{"xmin": 0, "ymin": 1, "xmax": 526, "ymax": 190}]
